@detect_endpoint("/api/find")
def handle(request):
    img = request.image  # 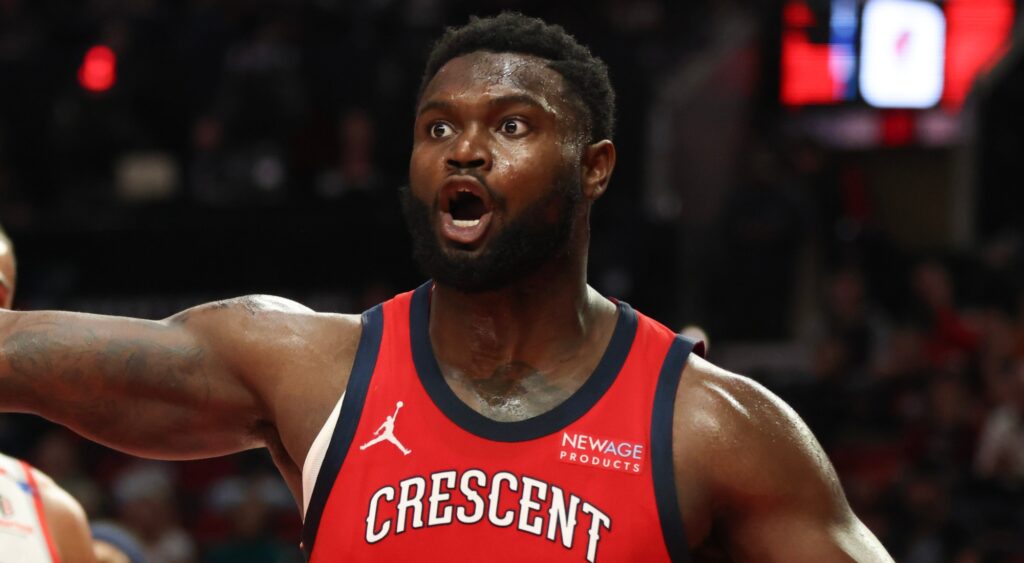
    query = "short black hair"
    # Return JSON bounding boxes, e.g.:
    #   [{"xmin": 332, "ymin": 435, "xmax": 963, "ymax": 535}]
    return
[{"xmin": 419, "ymin": 12, "xmax": 615, "ymax": 143}]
